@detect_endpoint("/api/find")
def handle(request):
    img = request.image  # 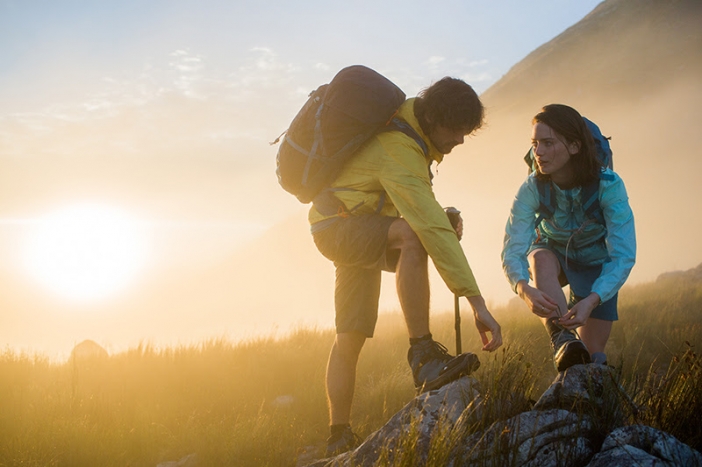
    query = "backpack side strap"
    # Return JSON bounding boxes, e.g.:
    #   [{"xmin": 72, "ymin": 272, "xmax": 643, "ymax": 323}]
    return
[{"xmin": 534, "ymin": 179, "xmax": 555, "ymax": 229}]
